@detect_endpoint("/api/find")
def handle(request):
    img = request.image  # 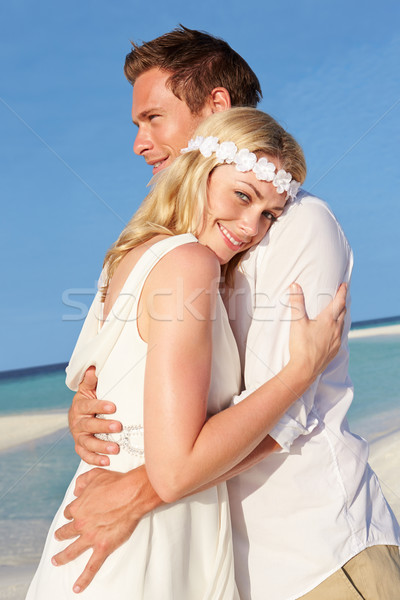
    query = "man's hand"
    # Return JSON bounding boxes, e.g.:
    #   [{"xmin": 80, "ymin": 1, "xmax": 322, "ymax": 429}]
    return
[
  {"xmin": 69, "ymin": 366, "xmax": 123, "ymax": 466},
  {"xmin": 52, "ymin": 466, "xmax": 163, "ymax": 594}
]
